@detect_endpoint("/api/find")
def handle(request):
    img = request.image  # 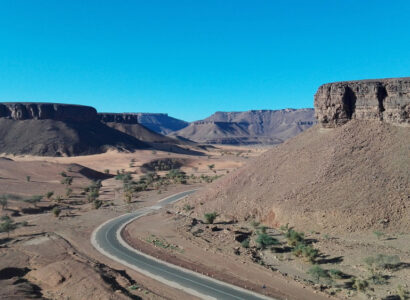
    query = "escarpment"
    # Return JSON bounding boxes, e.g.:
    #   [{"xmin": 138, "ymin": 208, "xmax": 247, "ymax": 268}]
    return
[
  {"xmin": 0, "ymin": 103, "xmax": 97, "ymax": 122},
  {"xmin": 98, "ymin": 113, "xmax": 140, "ymax": 124},
  {"xmin": 0, "ymin": 103, "xmax": 148, "ymax": 156},
  {"xmin": 314, "ymin": 77, "xmax": 410, "ymax": 127}
]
